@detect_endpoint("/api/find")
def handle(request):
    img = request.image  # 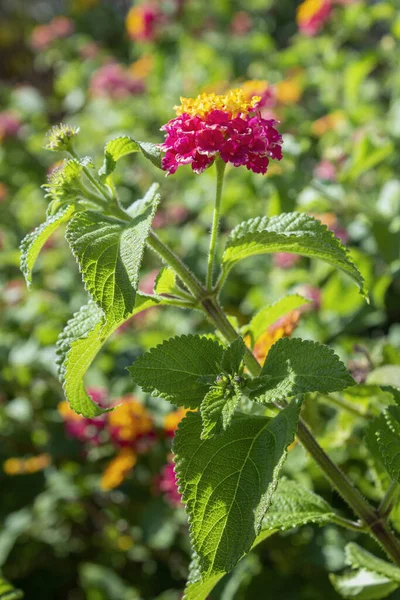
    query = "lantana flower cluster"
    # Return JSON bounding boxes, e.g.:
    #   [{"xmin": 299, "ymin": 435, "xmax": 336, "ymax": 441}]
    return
[
  {"xmin": 161, "ymin": 89, "xmax": 283, "ymax": 175},
  {"xmin": 58, "ymin": 389, "xmax": 186, "ymax": 500}
]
